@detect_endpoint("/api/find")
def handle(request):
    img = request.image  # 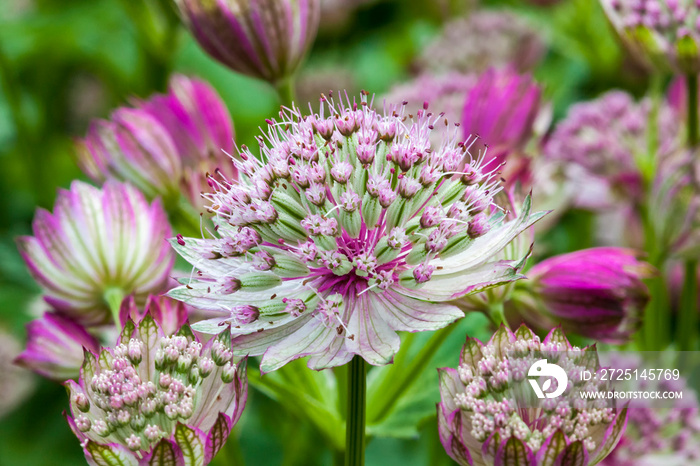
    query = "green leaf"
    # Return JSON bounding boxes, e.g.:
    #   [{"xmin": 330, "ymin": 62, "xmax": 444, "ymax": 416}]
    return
[{"xmin": 247, "ymin": 360, "xmax": 344, "ymax": 450}]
